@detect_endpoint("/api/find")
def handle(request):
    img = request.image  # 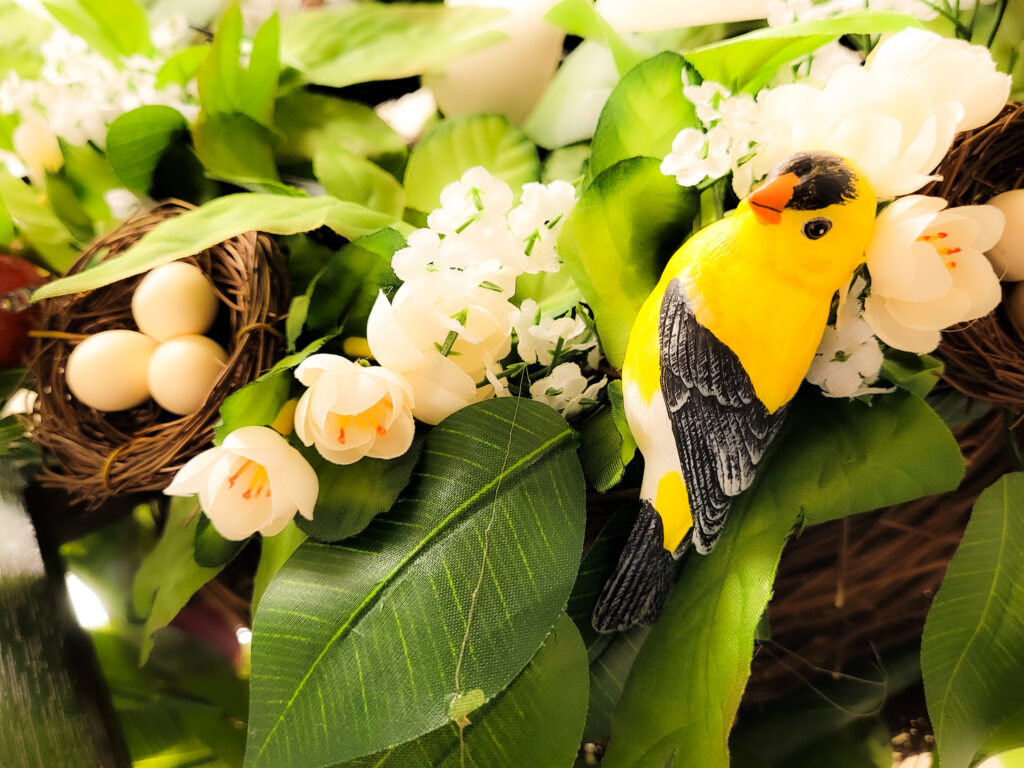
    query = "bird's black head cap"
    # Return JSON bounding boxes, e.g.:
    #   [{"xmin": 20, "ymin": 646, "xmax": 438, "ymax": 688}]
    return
[{"xmin": 766, "ymin": 151, "xmax": 857, "ymax": 211}]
